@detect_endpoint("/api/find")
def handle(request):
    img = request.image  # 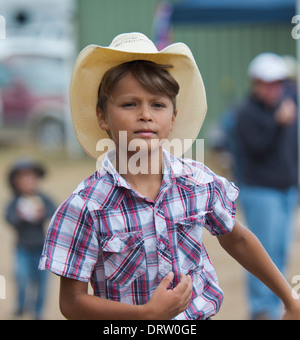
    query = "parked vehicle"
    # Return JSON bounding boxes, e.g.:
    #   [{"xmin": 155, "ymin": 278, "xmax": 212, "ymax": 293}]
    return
[{"xmin": 0, "ymin": 53, "xmax": 68, "ymax": 149}]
